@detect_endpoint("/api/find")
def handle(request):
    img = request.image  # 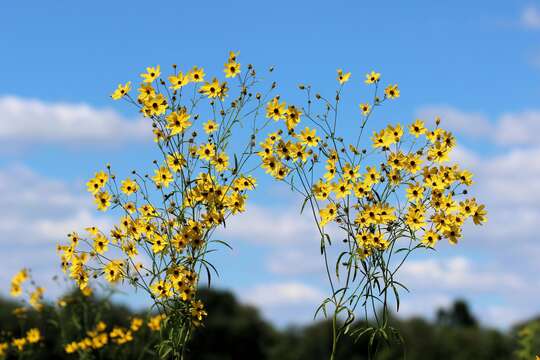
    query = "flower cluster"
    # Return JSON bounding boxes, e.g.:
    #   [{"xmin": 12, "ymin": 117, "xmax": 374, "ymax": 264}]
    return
[
  {"xmin": 258, "ymin": 69, "xmax": 487, "ymax": 356},
  {"xmin": 64, "ymin": 316, "xmax": 157, "ymax": 354},
  {"xmin": 9, "ymin": 269, "xmax": 45, "ymax": 311},
  {"xmin": 0, "ymin": 328, "xmax": 41, "ymax": 358},
  {"xmin": 57, "ymin": 51, "xmax": 272, "ymax": 355}
]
